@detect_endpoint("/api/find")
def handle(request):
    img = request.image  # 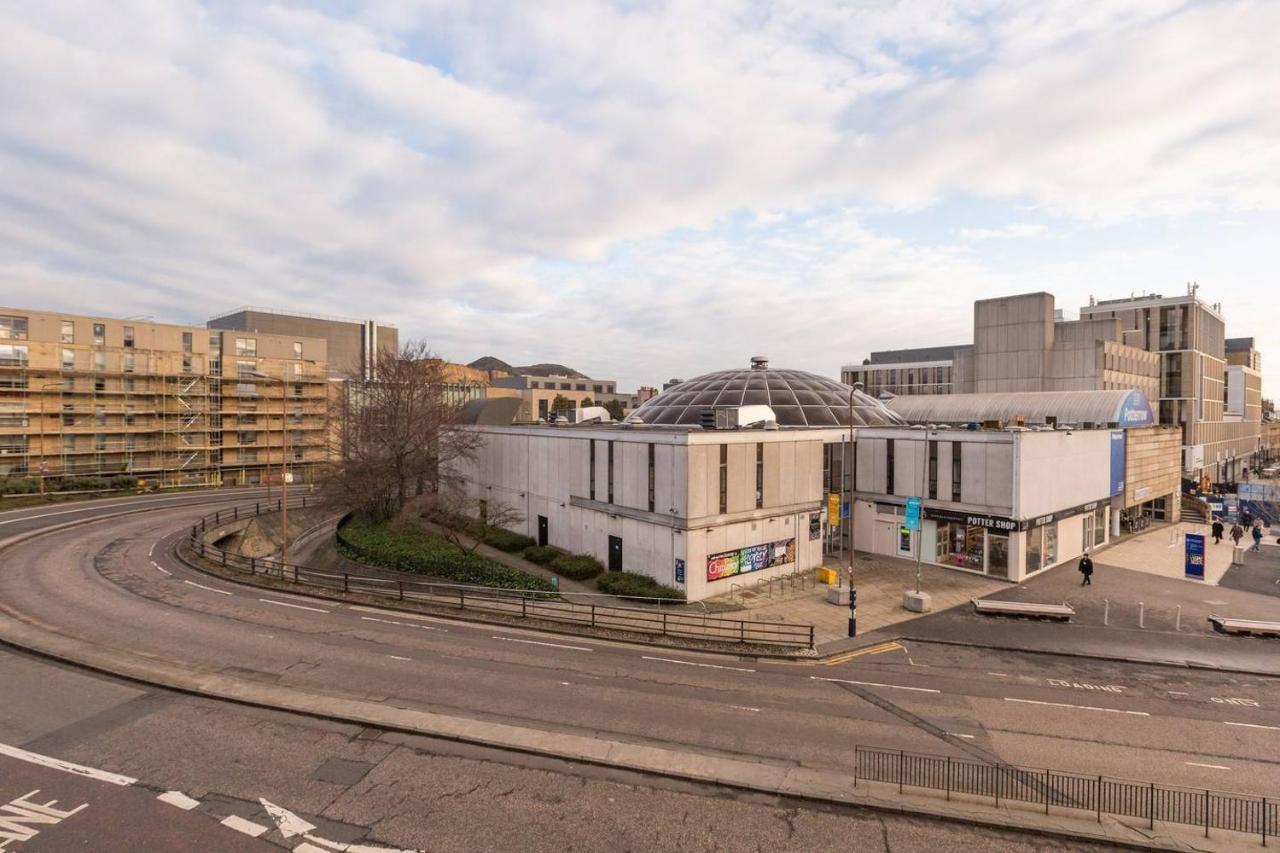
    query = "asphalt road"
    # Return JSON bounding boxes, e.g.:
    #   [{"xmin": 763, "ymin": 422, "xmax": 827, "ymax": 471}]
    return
[{"xmin": 2, "ymin": 491, "xmax": 1278, "ymax": 850}]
